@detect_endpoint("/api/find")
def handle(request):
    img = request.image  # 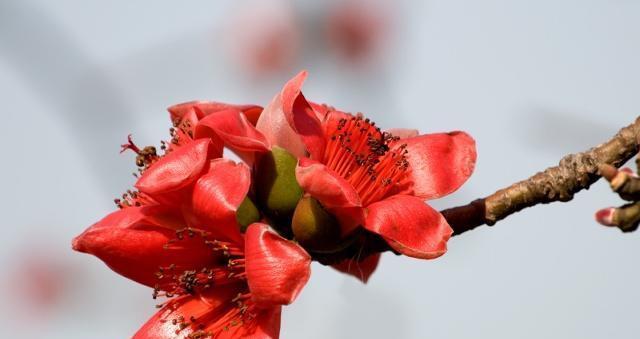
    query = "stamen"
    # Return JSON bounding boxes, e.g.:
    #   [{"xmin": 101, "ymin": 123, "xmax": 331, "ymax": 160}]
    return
[
  {"xmin": 164, "ymin": 289, "xmax": 259, "ymax": 338},
  {"xmin": 113, "ymin": 190, "xmax": 154, "ymax": 209},
  {"xmin": 154, "ymin": 228, "xmax": 248, "ymax": 301},
  {"xmin": 120, "ymin": 134, "xmax": 159, "ymax": 168},
  {"xmin": 323, "ymin": 112, "xmax": 410, "ymax": 206}
]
